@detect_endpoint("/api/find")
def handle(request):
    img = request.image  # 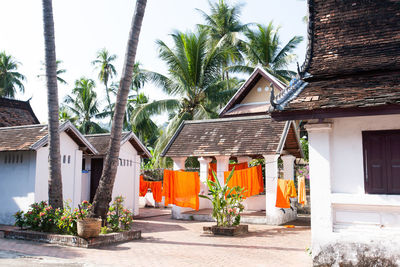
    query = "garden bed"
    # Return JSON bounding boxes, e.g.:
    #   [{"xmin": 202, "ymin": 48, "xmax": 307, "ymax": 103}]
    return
[
  {"xmin": 3, "ymin": 228, "xmax": 141, "ymax": 248},
  {"xmin": 203, "ymin": 225, "xmax": 248, "ymax": 236}
]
